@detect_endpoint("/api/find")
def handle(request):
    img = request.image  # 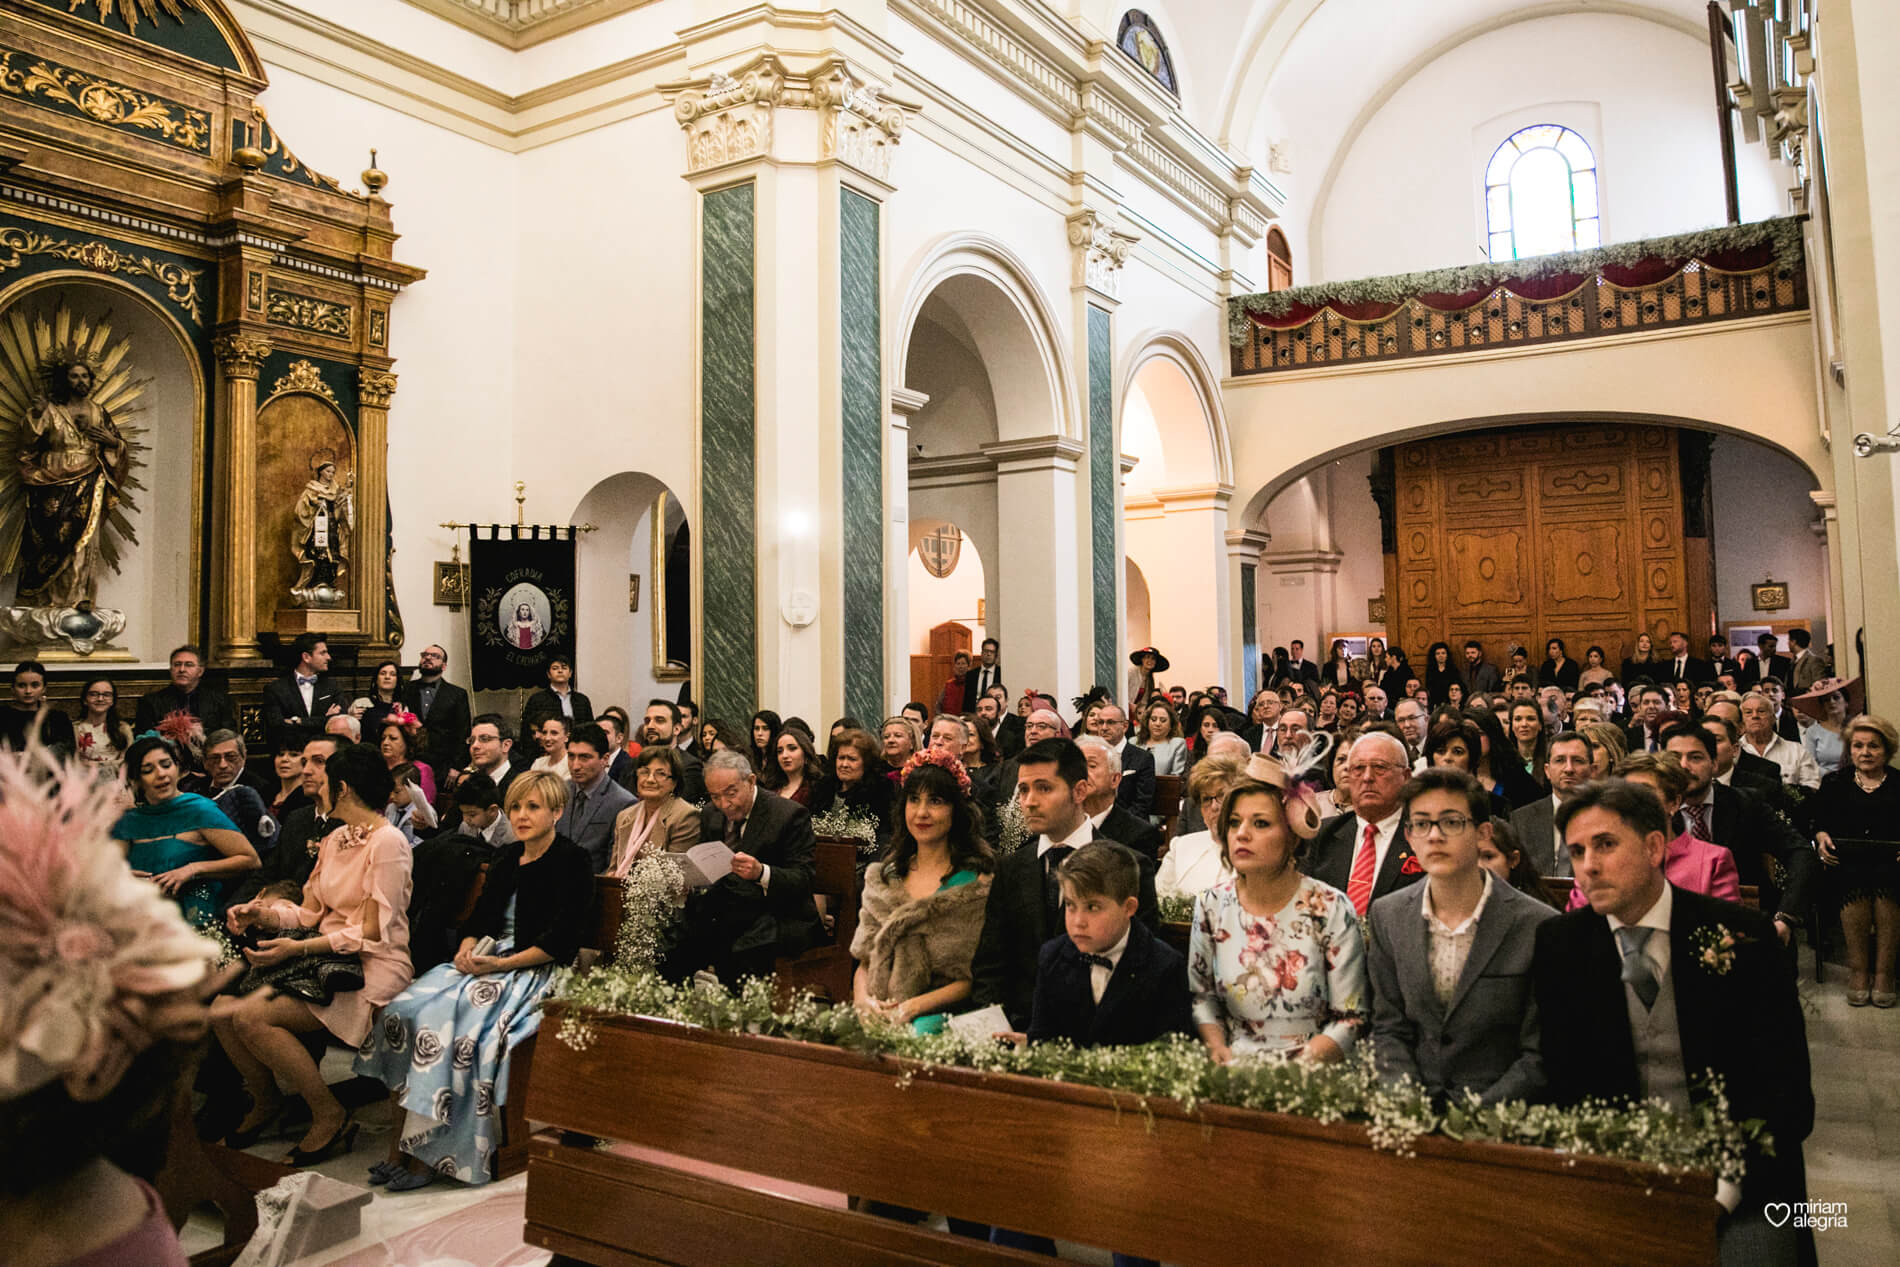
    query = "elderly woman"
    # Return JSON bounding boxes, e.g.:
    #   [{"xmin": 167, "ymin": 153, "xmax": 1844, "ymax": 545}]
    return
[
  {"xmin": 880, "ymin": 715, "xmax": 922, "ymax": 767},
  {"xmin": 609, "ymin": 744, "xmax": 702, "ymax": 876},
  {"xmin": 379, "ymin": 712, "xmax": 438, "ymax": 806},
  {"xmin": 1813, "ymin": 714, "xmax": 1900, "ymax": 1007},
  {"xmin": 1190, "ymin": 767, "xmax": 1366, "ymax": 1064},
  {"xmin": 1562, "ymin": 753, "xmax": 1738, "ymax": 910},
  {"xmin": 356, "ymin": 770, "xmax": 593, "ymax": 1189},
  {"xmin": 812, "ymin": 727, "xmax": 897, "ymax": 846},
  {"xmin": 1155, "ymin": 751, "xmax": 1246, "ymax": 902},
  {"xmin": 1422, "ymin": 717, "xmax": 1511, "ymax": 817},
  {"xmin": 214, "ymin": 744, "xmax": 412, "ymax": 1164},
  {"xmin": 113, "ymin": 736, "xmax": 257, "ymax": 925},
  {"xmin": 851, "ymin": 754, "xmax": 994, "ymax": 1033}
]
